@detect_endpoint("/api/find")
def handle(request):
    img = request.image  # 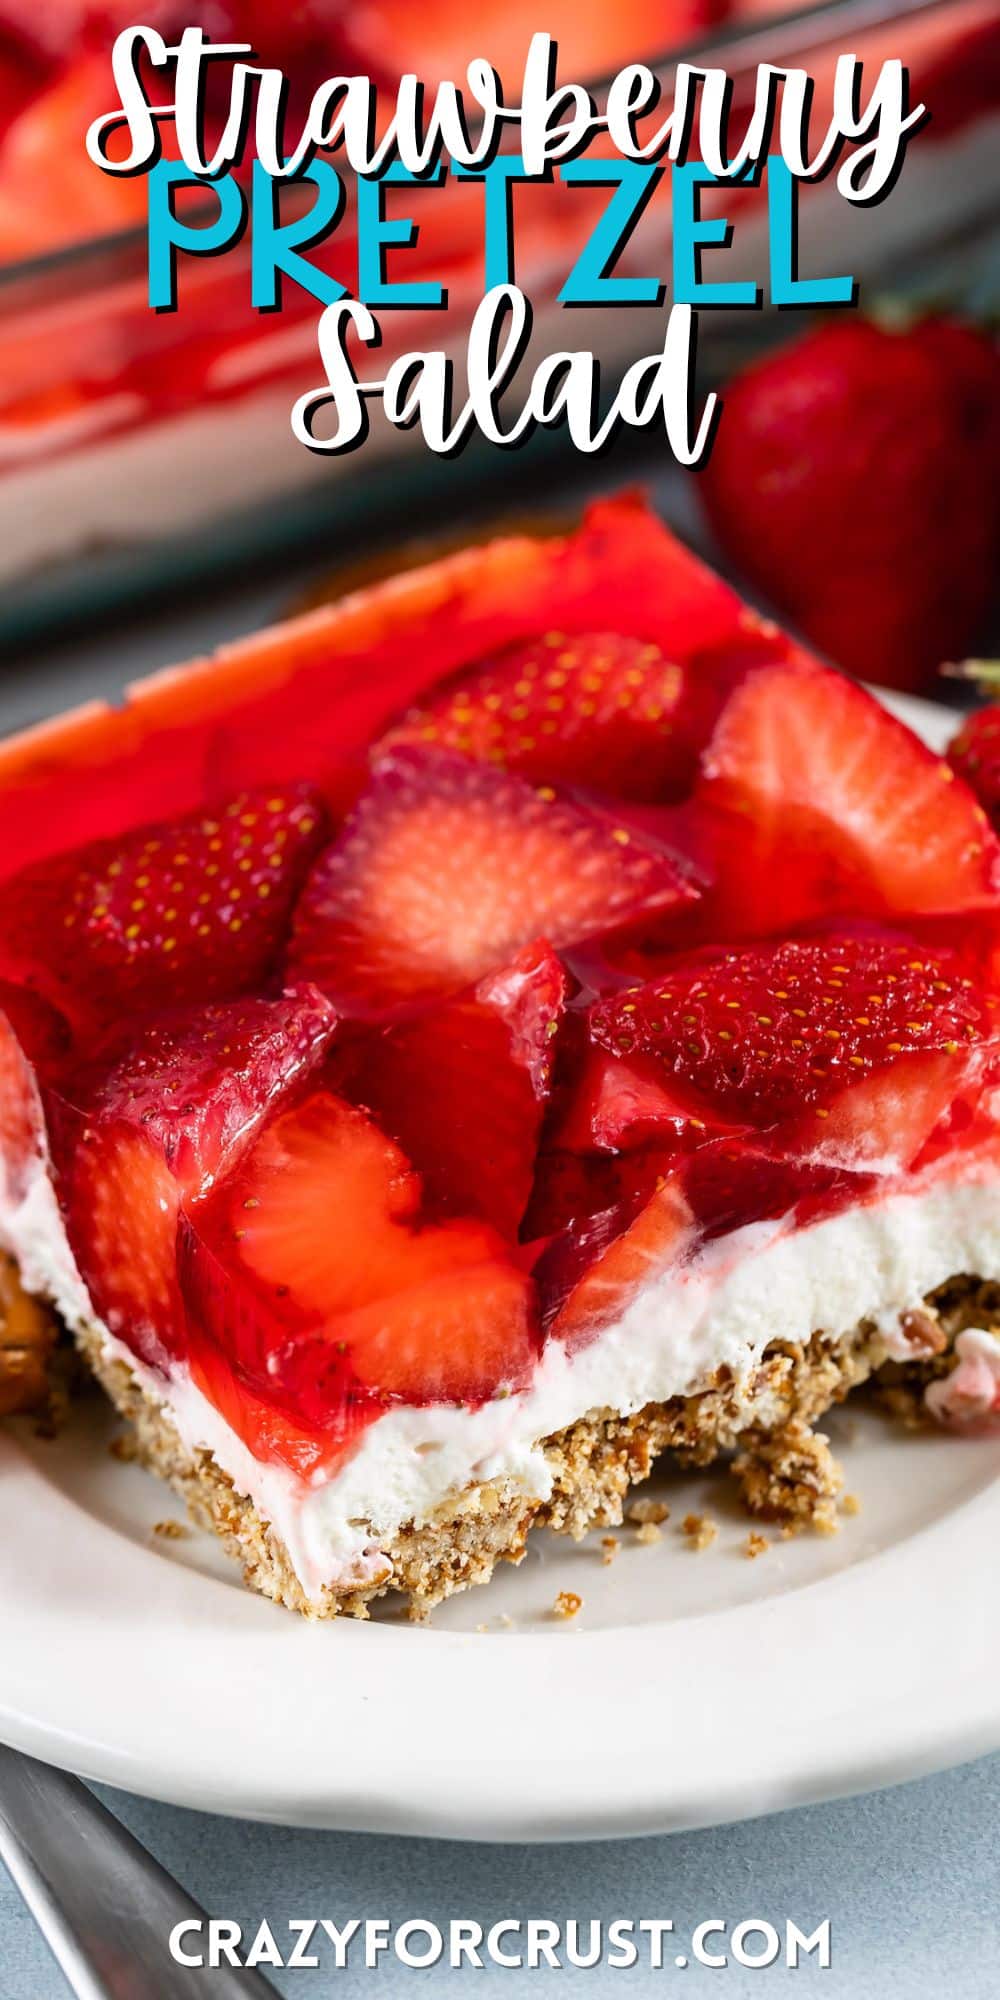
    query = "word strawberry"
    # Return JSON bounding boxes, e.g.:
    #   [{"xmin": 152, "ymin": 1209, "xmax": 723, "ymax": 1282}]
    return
[{"xmin": 0, "ymin": 979, "xmax": 69, "ymax": 1071}]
